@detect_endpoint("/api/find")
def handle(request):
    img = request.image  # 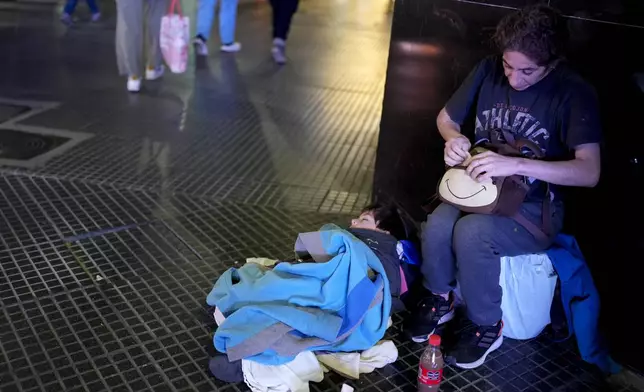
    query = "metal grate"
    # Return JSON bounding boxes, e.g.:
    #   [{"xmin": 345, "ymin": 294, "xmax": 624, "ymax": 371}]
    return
[{"xmin": 0, "ymin": 176, "xmax": 630, "ymax": 392}]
